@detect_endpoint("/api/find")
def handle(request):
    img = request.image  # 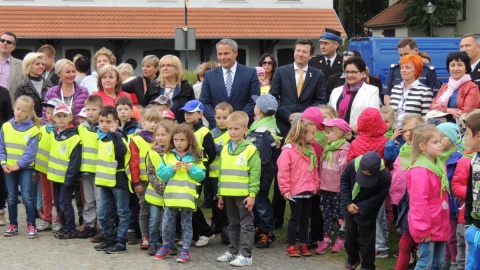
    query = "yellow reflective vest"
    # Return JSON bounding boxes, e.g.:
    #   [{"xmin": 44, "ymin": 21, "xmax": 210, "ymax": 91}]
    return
[
  {"xmin": 47, "ymin": 133, "xmax": 81, "ymax": 183},
  {"xmin": 95, "ymin": 136, "xmax": 132, "ymax": 189},
  {"xmin": 144, "ymin": 150, "xmax": 164, "ymax": 207},
  {"xmin": 194, "ymin": 126, "xmax": 210, "ymax": 162},
  {"xmin": 209, "ymin": 130, "xmax": 230, "ymax": 178},
  {"xmin": 131, "ymin": 135, "xmax": 153, "ymax": 182},
  {"xmin": 77, "ymin": 124, "xmax": 98, "ymax": 173},
  {"xmin": 162, "ymin": 153, "xmax": 205, "ymax": 210},
  {"xmin": 2, "ymin": 122, "xmax": 40, "ymax": 166},
  {"xmin": 218, "ymin": 144, "xmax": 257, "ymax": 197},
  {"xmin": 35, "ymin": 125, "xmax": 51, "ymax": 174}
]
